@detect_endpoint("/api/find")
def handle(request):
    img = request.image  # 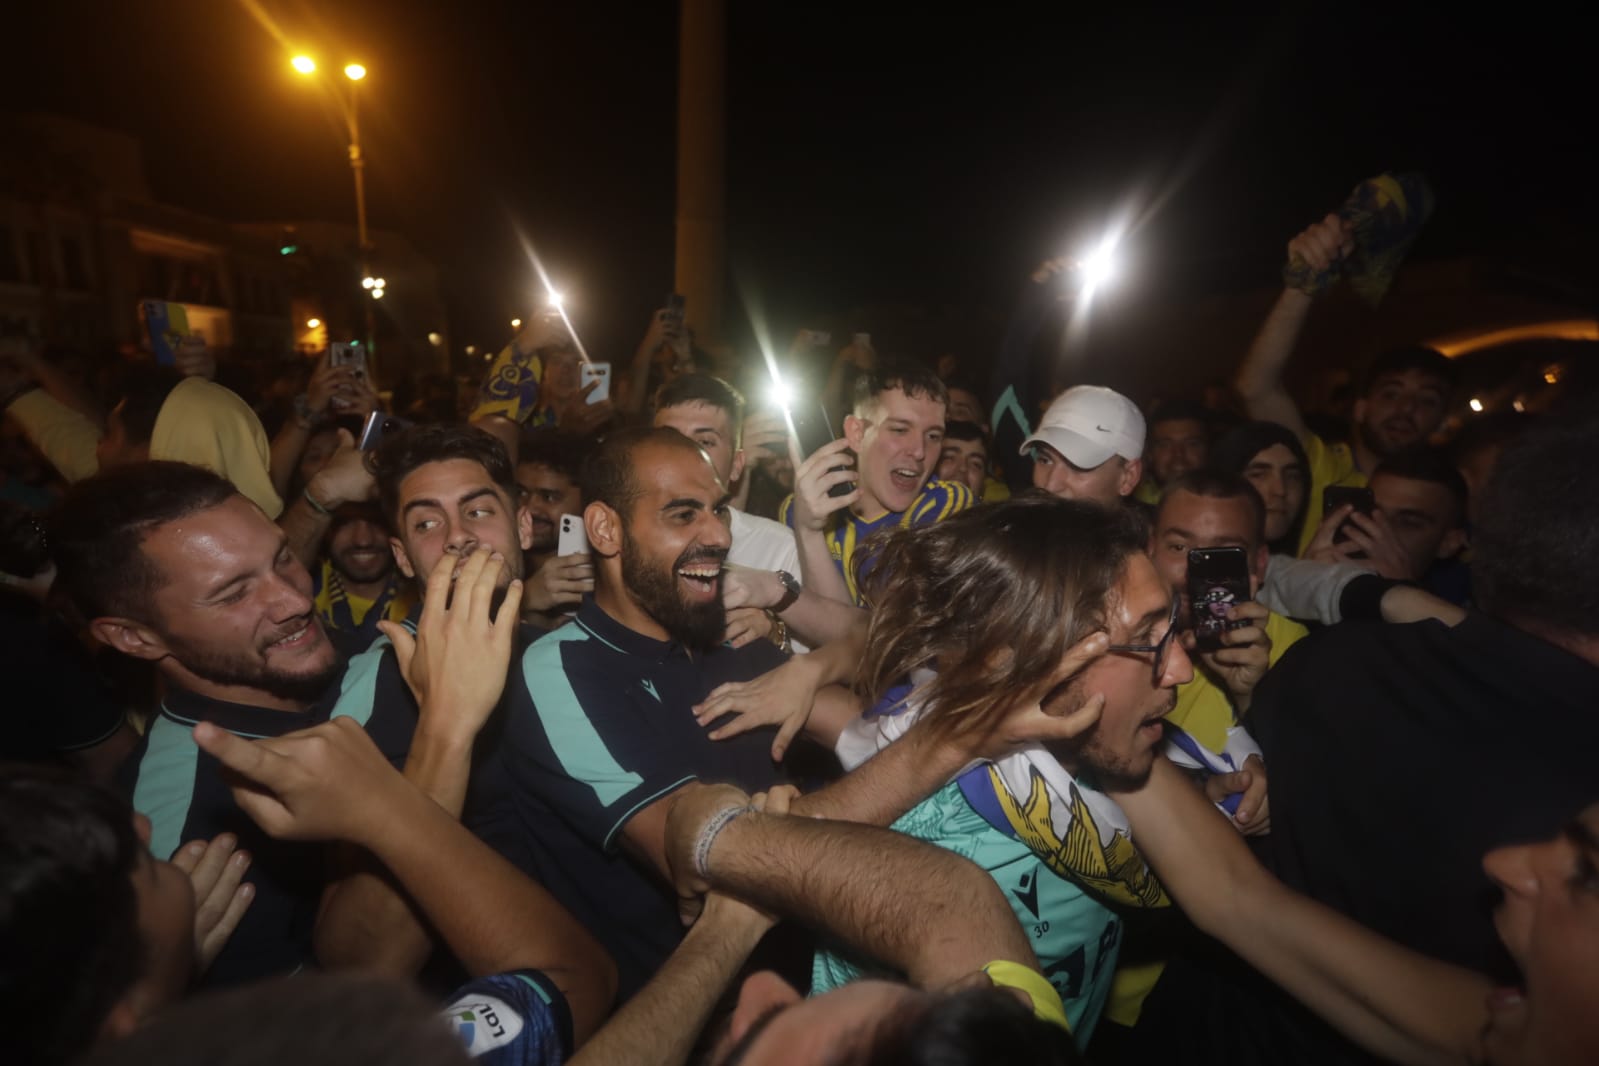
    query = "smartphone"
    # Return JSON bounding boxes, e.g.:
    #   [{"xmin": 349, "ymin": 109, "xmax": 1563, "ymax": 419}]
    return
[
  {"xmin": 141, "ymin": 299, "xmax": 191, "ymax": 367},
  {"xmin": 580, "ymin": 361, "xmax": 612, "ymax": 405},
  {"xmin": 330, "ymin": 341, "xmax": 367, "ymax": 378},
  {"xmin": 358, "ymin": 410, "xmax": 409, "ymax": 452},
  {"xmin": 1187, "ymin": 547, "xmax": 1252, "ymax": 652},
  {"xmin": 788, "ymin": 400, "xmax": 854, "ymax": 498},
  {"xmin": 1321, "ymin": 485, "xmax": 1376, "ymax": 519},
  {"xmin": 664, "ymin": 293, "xmax": 686, "ymax": 321},
  {"xmin": 800, "ymin": 329, "xmax": 831, "ymax": 348},
  {"xmin": 557, "ymin": 513, "xmax": 590, "ymax": 556}
]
